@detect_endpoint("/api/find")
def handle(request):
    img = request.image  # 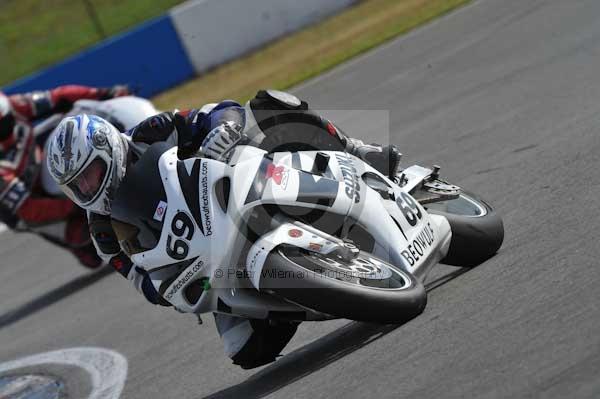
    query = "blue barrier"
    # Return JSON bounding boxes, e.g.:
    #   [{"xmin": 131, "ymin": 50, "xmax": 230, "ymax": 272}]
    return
[{"xmin": 3, "ymin": 15, "xmax": 195, "ymax": 98}]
